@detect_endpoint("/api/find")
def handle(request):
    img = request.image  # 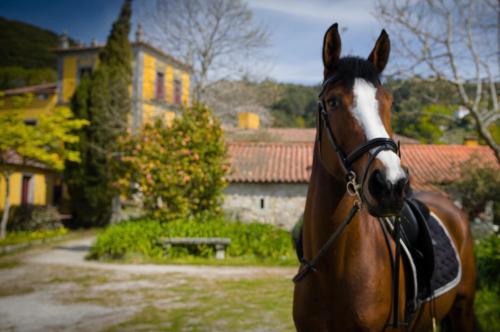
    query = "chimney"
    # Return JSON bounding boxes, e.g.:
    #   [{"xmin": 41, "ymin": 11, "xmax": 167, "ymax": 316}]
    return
[
  {"xmin": 59, "ymin": 32, "xmax": 69, "ymax": 49},
  {"xmin": 90, "ymin": 38, "xmax": 98, "ymax": 47},
  {"xmin": 135, "ymin": 23, "xmax": 143, "ymax": 42},
  {"xmin": 463, "ymin": 135, "xmax": 479, "ymax": 147},
  {"xmin": 238, "ymin": 112, "xmax": 260, "ymax": 129}
]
